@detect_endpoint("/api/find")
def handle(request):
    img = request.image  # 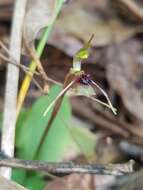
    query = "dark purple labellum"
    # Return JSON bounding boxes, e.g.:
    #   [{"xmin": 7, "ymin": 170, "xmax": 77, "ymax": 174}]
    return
[{"xmin": 78, "ymin": 74, "xmax": 92, "ymax": 85}]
